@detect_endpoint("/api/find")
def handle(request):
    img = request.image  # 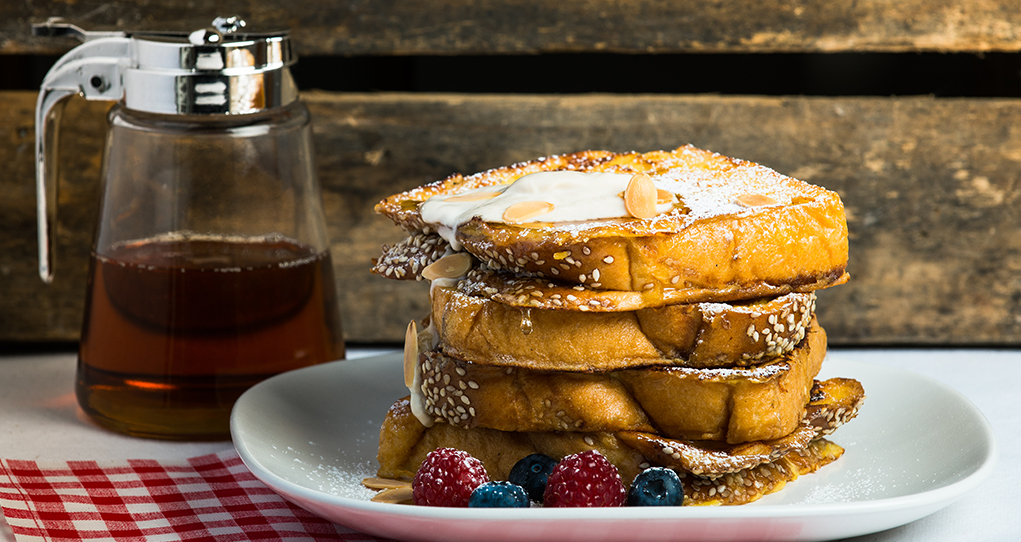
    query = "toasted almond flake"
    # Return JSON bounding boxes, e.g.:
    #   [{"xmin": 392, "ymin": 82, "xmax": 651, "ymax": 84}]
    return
[
  {"xmin": 625, "ymin": 173, "xmax": 657, "ymax": 218},
  {"xmin": 444, "ymin": 190, "xmax": 501, "ymax": 202},
  {"xmin": 370, "ymin": 487, "xmax": 414, "ymax": 504},
  {"xmin": 422, "ymin": 252, "xmax": 473, "ymax": 280},
  {"xmin": 403, "ymin": 321, "xmax": 418, "ymax": 388},
  {"xmin": 736, "ymin": 194, "xmax": 778, "ymax": 207},
  {"xmin": 503, "ymin": 200, "xmax": 554, "ymax": 223},
  {"xmin": 656, "ymin": 189, "xmax": 674, "ymax": 204},
  {"xmin": 362, "ymin": 477, "xmax": 412, "ymax": 490}
]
